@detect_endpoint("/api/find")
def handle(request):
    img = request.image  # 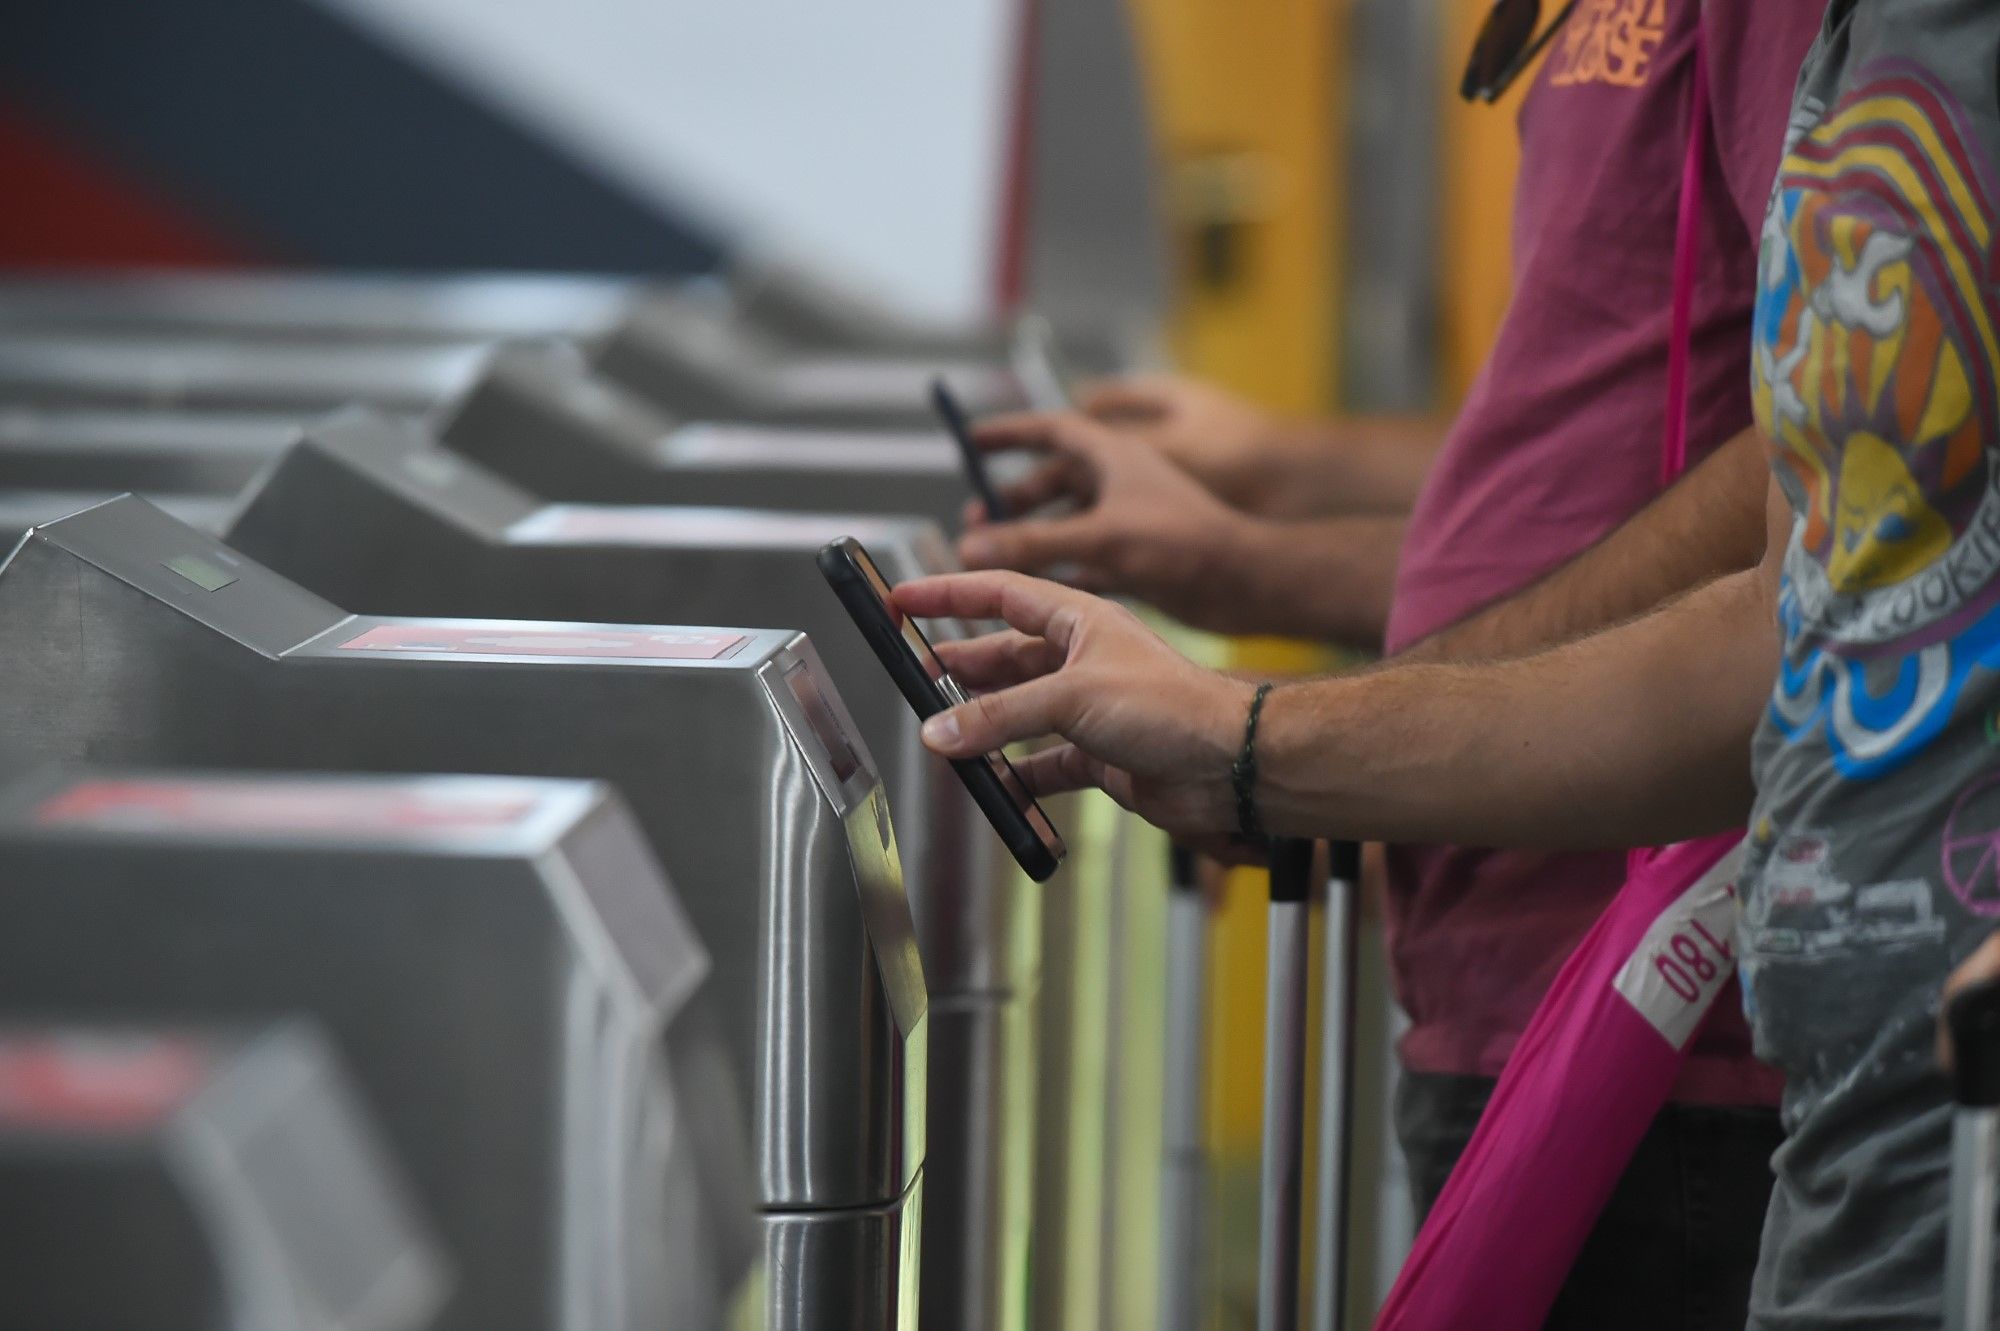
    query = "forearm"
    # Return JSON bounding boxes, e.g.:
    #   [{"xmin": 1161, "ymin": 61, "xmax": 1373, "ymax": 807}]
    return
[
  {"xmin": 1403, "ymin": 427, "xmax": 1768, "ymax": 663},
  {"xmin": 1240, "ymin": 414, "xmax": 1447, "ymax": 521},
  {"xmin": 1252, "ymin": 565, "xmax": 1779, "ymax": 849},
  {"xmin": 1209, "ymin": 514, "xmax": 1405, "ymax": 649}
]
